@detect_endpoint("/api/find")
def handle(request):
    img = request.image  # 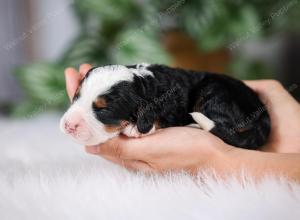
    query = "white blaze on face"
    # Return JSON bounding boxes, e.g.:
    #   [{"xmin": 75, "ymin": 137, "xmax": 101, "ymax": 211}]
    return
[{"xmin": 60, "ymin": 64, "xmax": 152, "ymax": 145}]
